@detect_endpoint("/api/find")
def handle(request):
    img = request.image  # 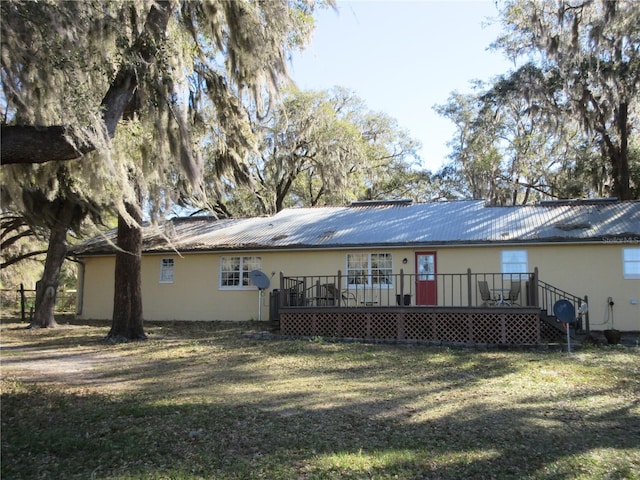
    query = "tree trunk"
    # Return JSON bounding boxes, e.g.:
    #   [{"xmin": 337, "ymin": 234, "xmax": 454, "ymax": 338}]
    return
[
  {"xmin": 611, "ymin": 102, "xmax": 630, "ymax": 200},
  {"xmin": 107, "ymin": 199, "xmax": 147, "ymax": 342},
  {"xmin": 30, "ymin": 205, "xmax": 75, "ymax": 328}
]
